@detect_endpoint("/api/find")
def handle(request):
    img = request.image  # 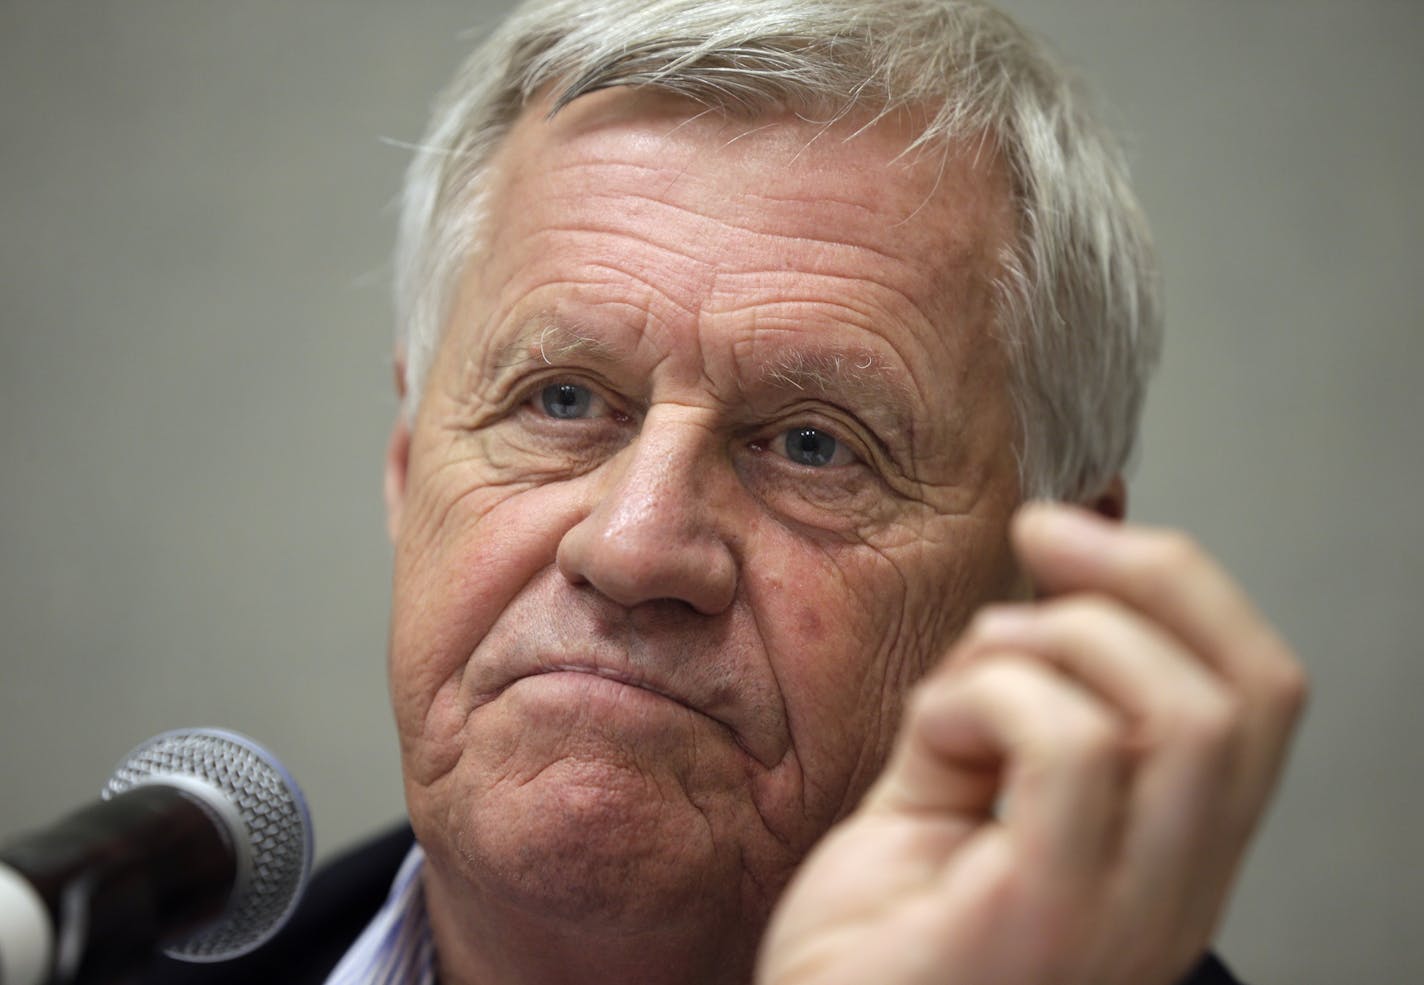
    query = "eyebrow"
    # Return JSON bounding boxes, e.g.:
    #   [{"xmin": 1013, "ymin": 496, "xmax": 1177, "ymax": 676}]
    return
[
  {"xmin": 489, "ymin": 320, "xmax": 916, "ymax": 437},
  {"xmin": 492, "ymin": 322, "xmax": 625, "ymax": 370},
  {"xmin": 756, "ymin": 346, "xmax": 916, "ymax": 436}
]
